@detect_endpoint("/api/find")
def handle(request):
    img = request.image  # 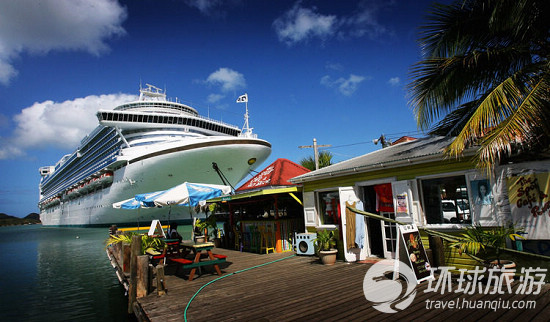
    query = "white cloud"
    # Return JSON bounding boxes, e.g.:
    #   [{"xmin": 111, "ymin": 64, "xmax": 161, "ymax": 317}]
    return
[
  {"xmin": 0, "ymin": 0, "xmax": 127, "ymax": 85},
  {"xmin": 321, "ymin": 74, "xmax": 367, "ymax": 96},
  {"xmin": 0, "ymin": 93, "xmax": 137, "ymax": 159},
  {"xmin": 185, "ymin": 0, "xmax": 223, "ymax": 16},
  {"xmin": 338, "ymin": 0, "xmax": 392, "ymax": 40},
  {"xmin": 207, "ymin": 93, "xmax": 225, "ymax": 103},
  {"xmin": 388, "ymin": 77, "xmax": 400, "ymax": 86},
  {"xmin": 273, "ymin": 0, "xmax": 393, "ymax": 45},
  {"xmin": 206, "ymin": 68, "xmax": 246, "ymax": 92},
  {"xmin": 273, "ymin": 3, "xmax": 336, "ymax": 45},
  {"xmin": 325, "ymin": 62, "xmax": 344, "ymax": 71}
]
